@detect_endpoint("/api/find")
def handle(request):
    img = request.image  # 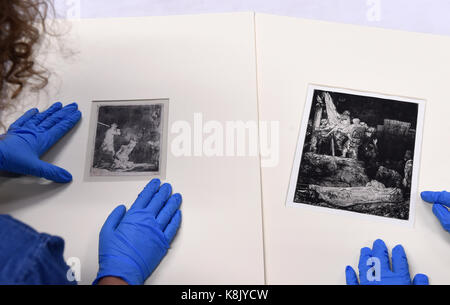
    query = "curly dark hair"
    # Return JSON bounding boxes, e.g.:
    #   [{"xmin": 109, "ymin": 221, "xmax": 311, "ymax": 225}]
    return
[{"xmin": 0, "ymin": 0, "xmax": 53, "ymax": 104}]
